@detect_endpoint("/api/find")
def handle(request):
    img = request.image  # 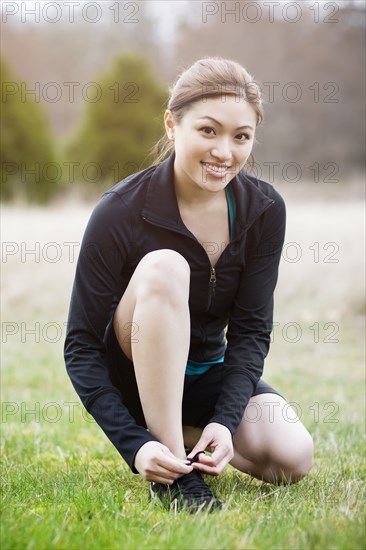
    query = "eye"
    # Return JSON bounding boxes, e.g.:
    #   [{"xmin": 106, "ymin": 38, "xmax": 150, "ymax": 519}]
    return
[
  {"xmin": 236, "ymin": 132, "xmax": 251, "ymax": 141},
  {"xmin": 199, "ymin": 126, "xmax": 216, "ymax": 136}
]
